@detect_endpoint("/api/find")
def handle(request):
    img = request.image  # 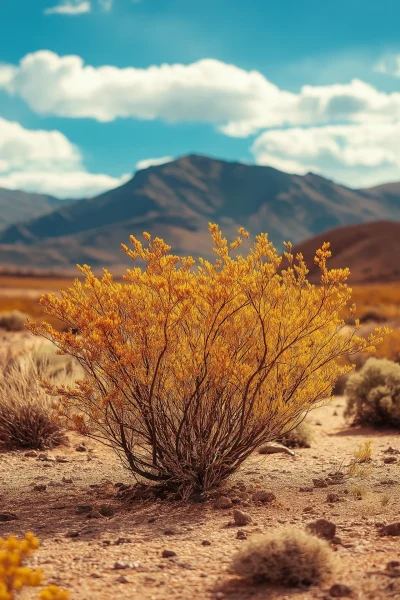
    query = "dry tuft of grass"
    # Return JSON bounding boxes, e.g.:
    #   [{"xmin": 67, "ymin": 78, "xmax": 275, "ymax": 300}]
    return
[
  {"xmin": 0, "ymin": 309, "xmax": 29, "ymax": 331},
  {"xmin": 0, "ymin": 345, "xmax": 81, "ymax": 450},
  {"xmin": 231, "ymin": 527, "xmax": 335, "ymax": 587}
]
